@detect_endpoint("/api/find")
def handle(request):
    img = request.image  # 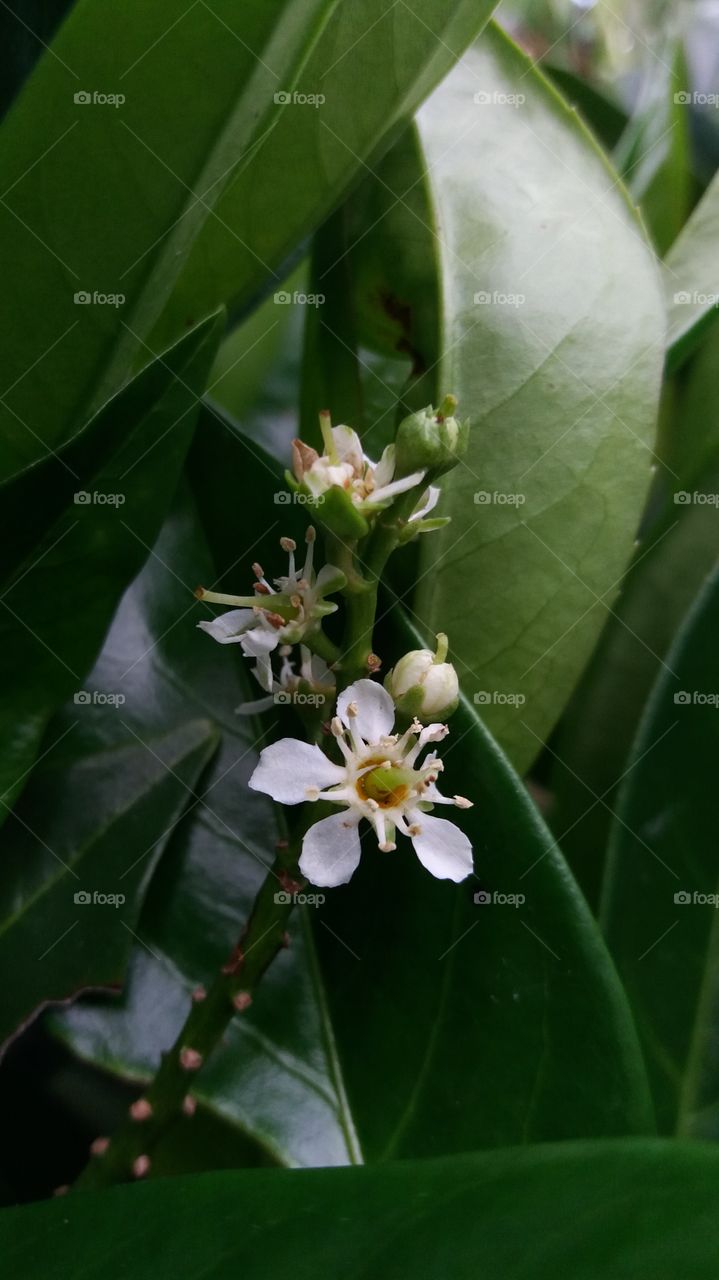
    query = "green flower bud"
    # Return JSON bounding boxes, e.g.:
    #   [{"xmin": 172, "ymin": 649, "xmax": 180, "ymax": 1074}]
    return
[
  {"xmin": 393, "ymin": 395, "xmax": 469, "ymax": 479},
  {"xmin": 385, "ymin": 633, "xmax": 459, "ymax": 722}
]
